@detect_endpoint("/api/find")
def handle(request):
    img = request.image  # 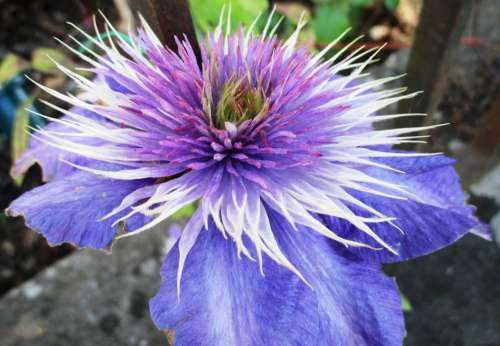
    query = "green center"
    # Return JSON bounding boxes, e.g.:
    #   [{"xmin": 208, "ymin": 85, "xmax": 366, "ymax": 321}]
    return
[{"xmin": 214, "ymin": 78, "xmax": 267, "ymax": 129}]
